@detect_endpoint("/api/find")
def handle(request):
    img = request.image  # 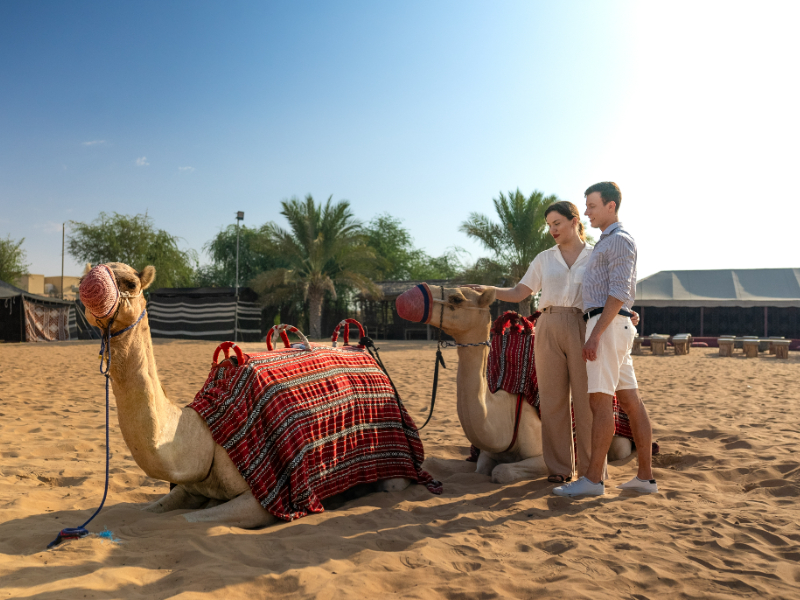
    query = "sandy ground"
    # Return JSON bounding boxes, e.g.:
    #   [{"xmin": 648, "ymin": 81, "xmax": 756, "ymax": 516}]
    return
[{"xmin": 0, "ymin": 339, "xmax": 798, "ymax": 599}]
